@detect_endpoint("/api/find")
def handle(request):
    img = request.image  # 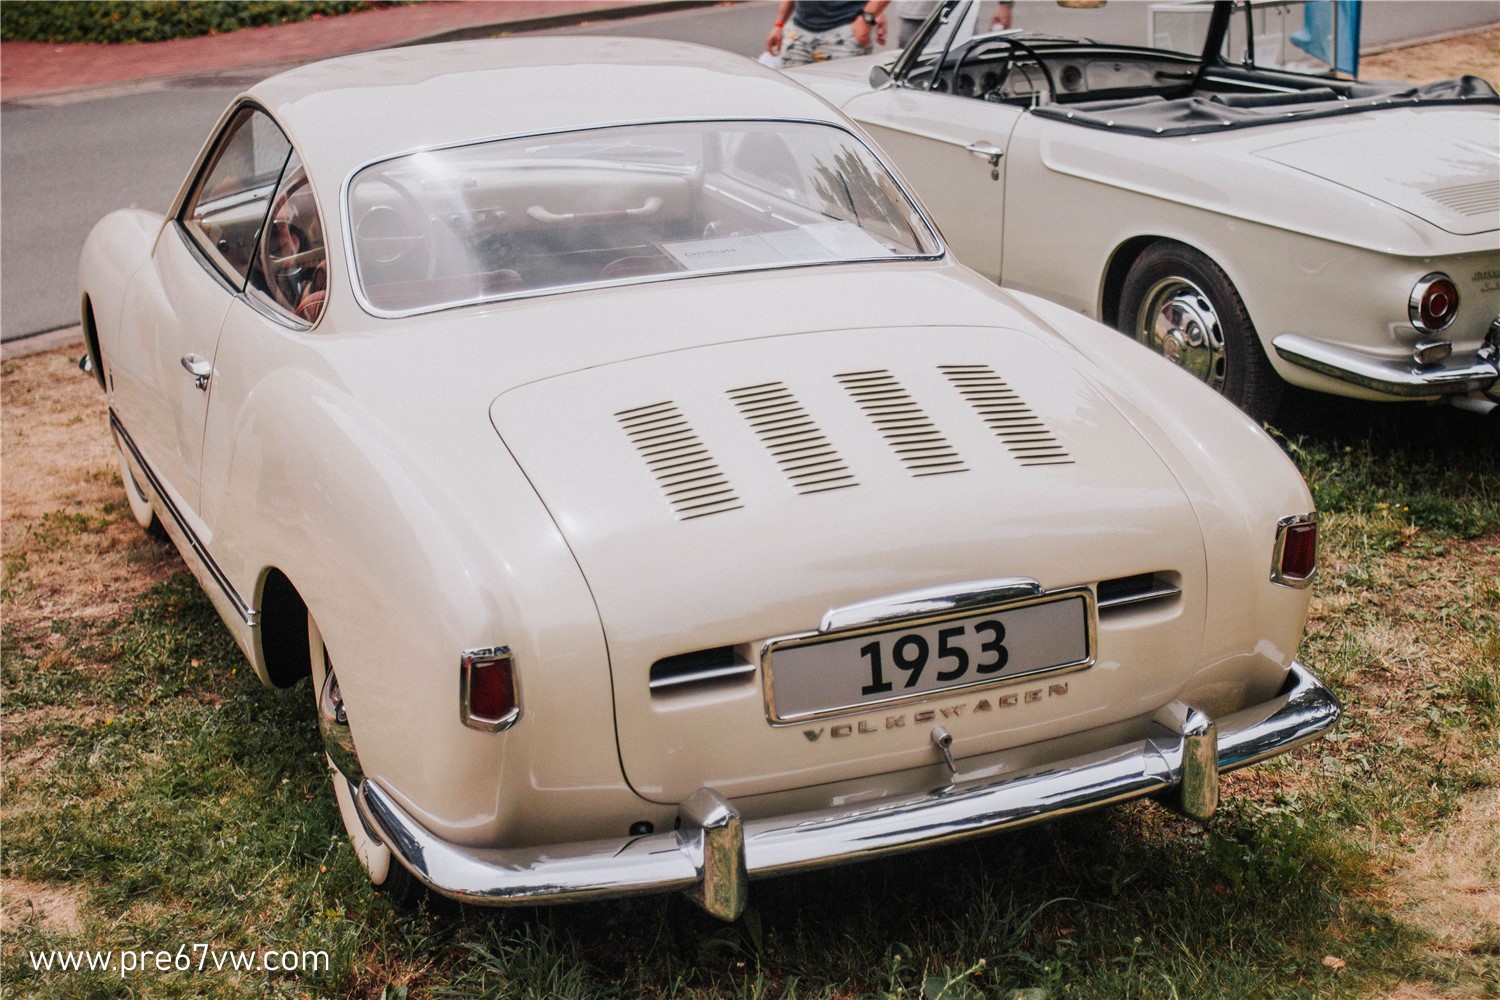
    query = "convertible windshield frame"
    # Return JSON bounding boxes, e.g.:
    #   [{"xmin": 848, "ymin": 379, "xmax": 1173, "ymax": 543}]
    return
[
  {"xmin": 895, "ymin": 0, "xmax": 1230, "ymax": 90},
  {"xmin": 342, "ymin": 117, "xmax": 945, "ymax": 320}
]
